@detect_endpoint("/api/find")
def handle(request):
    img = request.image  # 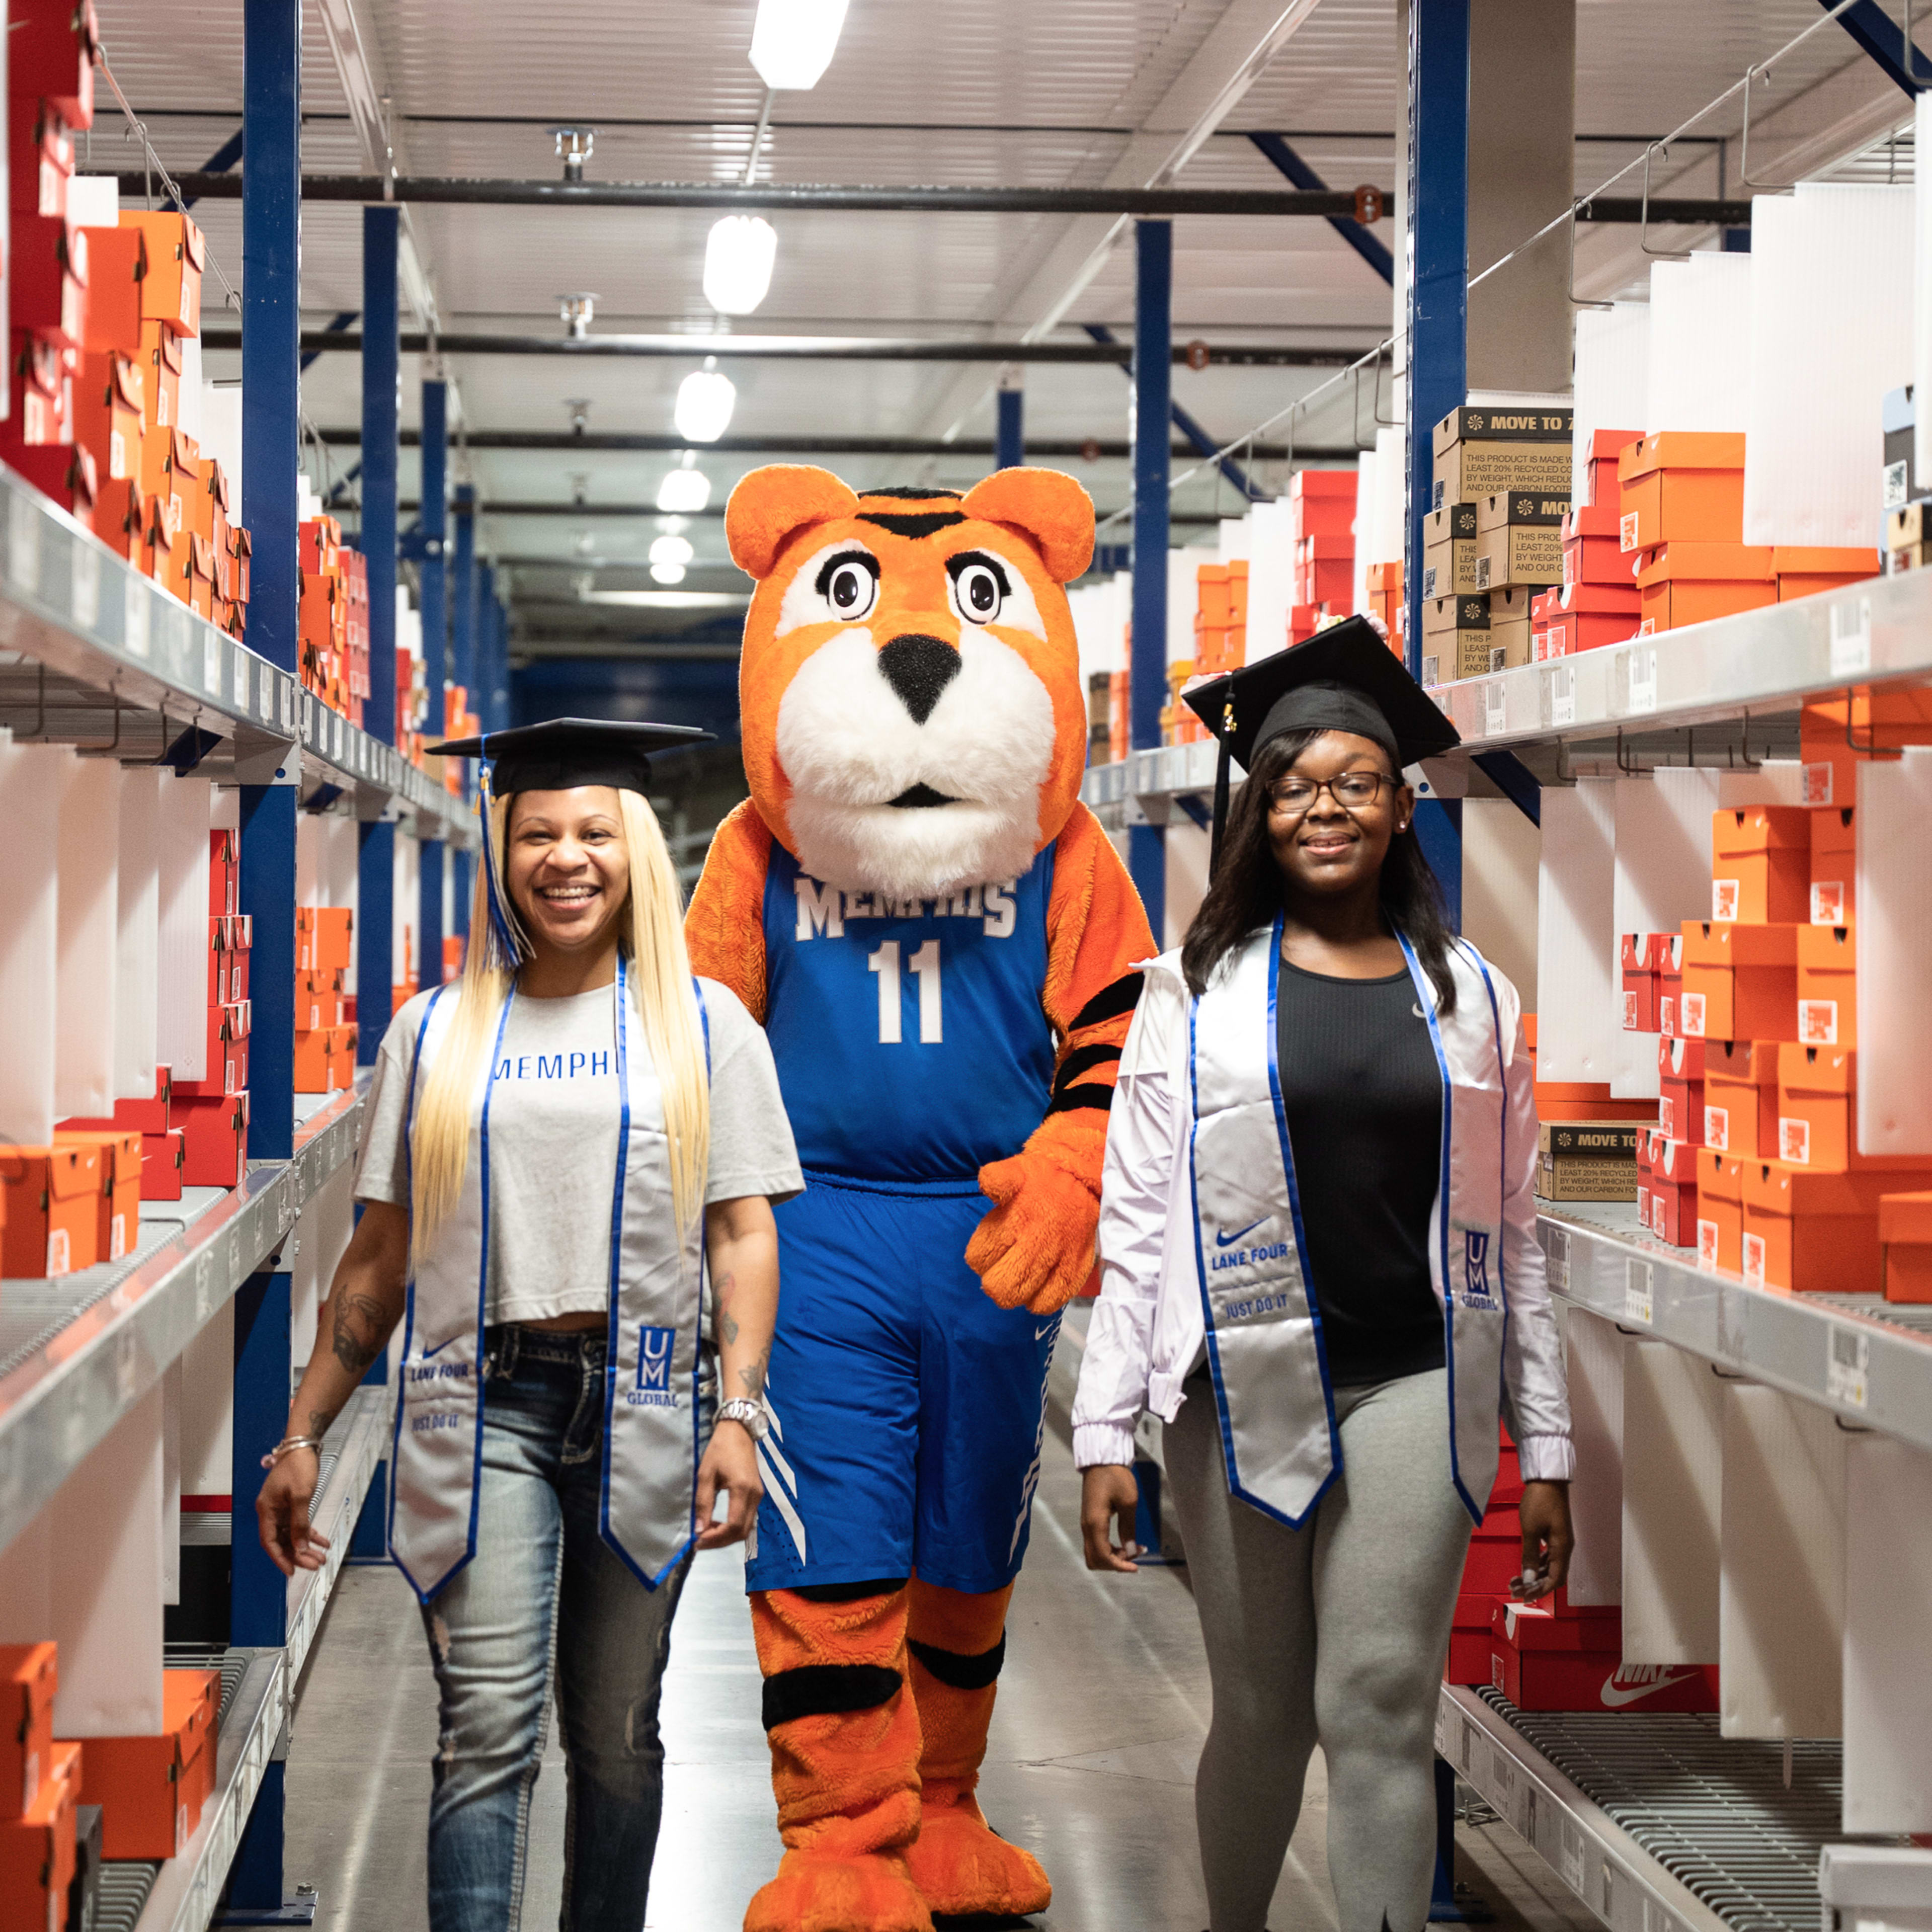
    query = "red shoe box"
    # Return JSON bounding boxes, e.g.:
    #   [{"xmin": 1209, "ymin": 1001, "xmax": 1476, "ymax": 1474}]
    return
[
  {"xmin": 177, "ymin": 1092, "xmax": 246, "ymax": 1189},
  {"xmin": 1489, "ymin": 1602, "xmax": 1719, "ymax": 1712}
]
